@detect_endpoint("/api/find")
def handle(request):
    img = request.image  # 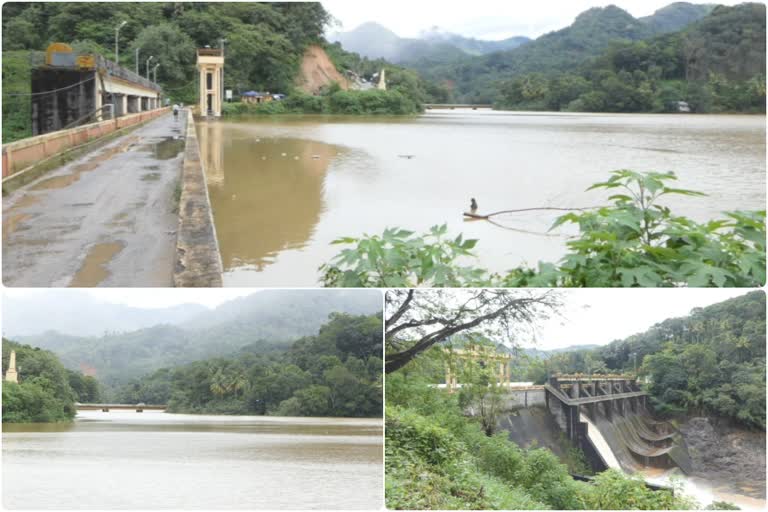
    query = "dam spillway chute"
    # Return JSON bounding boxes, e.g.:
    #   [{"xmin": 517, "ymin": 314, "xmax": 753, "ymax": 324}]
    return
[
  {"xmin": 543, "ymin": 374, "xmax": 692, "ymax": 475},
  {"xmin": 580, "ymin": 413, "xmax": 622, "ymax": 470}
]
